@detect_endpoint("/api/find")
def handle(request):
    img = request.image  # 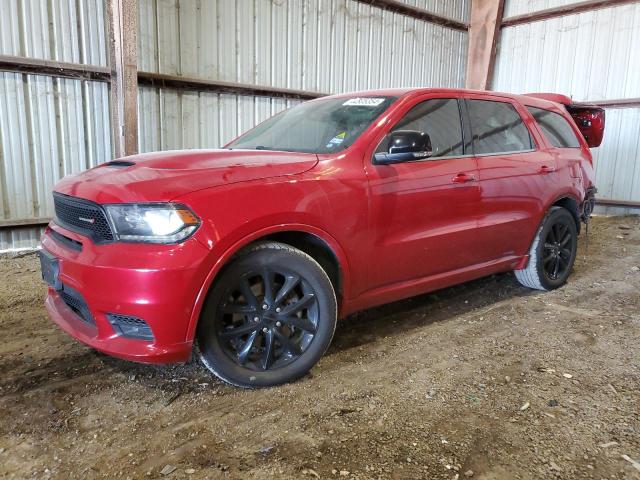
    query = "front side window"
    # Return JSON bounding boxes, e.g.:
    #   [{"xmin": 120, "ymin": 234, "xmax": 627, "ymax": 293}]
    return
[
  {"xmin": 227, "ymin": 96, "xmax": 397, "ymax": 154},
  {"xmin": 466, "ymin": 100, "xmax": 533, "ymax": 155},
  {"xmin": 376, "ymin": 98, "xmax": 464, "ymax": 158},
  {"xmin": 527, "ymin": 106, "xmax": 581, "ymax": 148}
]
